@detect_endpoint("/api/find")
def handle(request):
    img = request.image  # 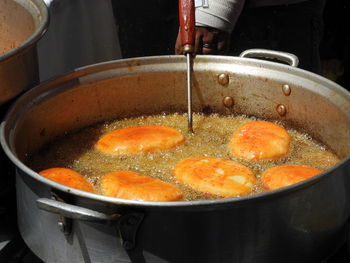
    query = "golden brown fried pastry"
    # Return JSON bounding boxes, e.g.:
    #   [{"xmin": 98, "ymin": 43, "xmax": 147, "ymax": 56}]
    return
[
  {"xmin": 95, "ymin": 125, "xmax": 185, "ymax": 155},
  {"xmin": 100, "ymin": 171, "xmax": 183, "ymax": 201},
  {"xmin": 39, "ymin": 167, "xmax": 94, "ymax": 192},
  {"xmin": 229, "ymin": 121, "xmax": 291, "ymax": 160},
  {"xmin": 261, "ymin": 165, "xmax": 322, "ymax": 190},
  {"xmin": 174, "ymin": 156, "xmax": 256, "ymax": 197}
]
